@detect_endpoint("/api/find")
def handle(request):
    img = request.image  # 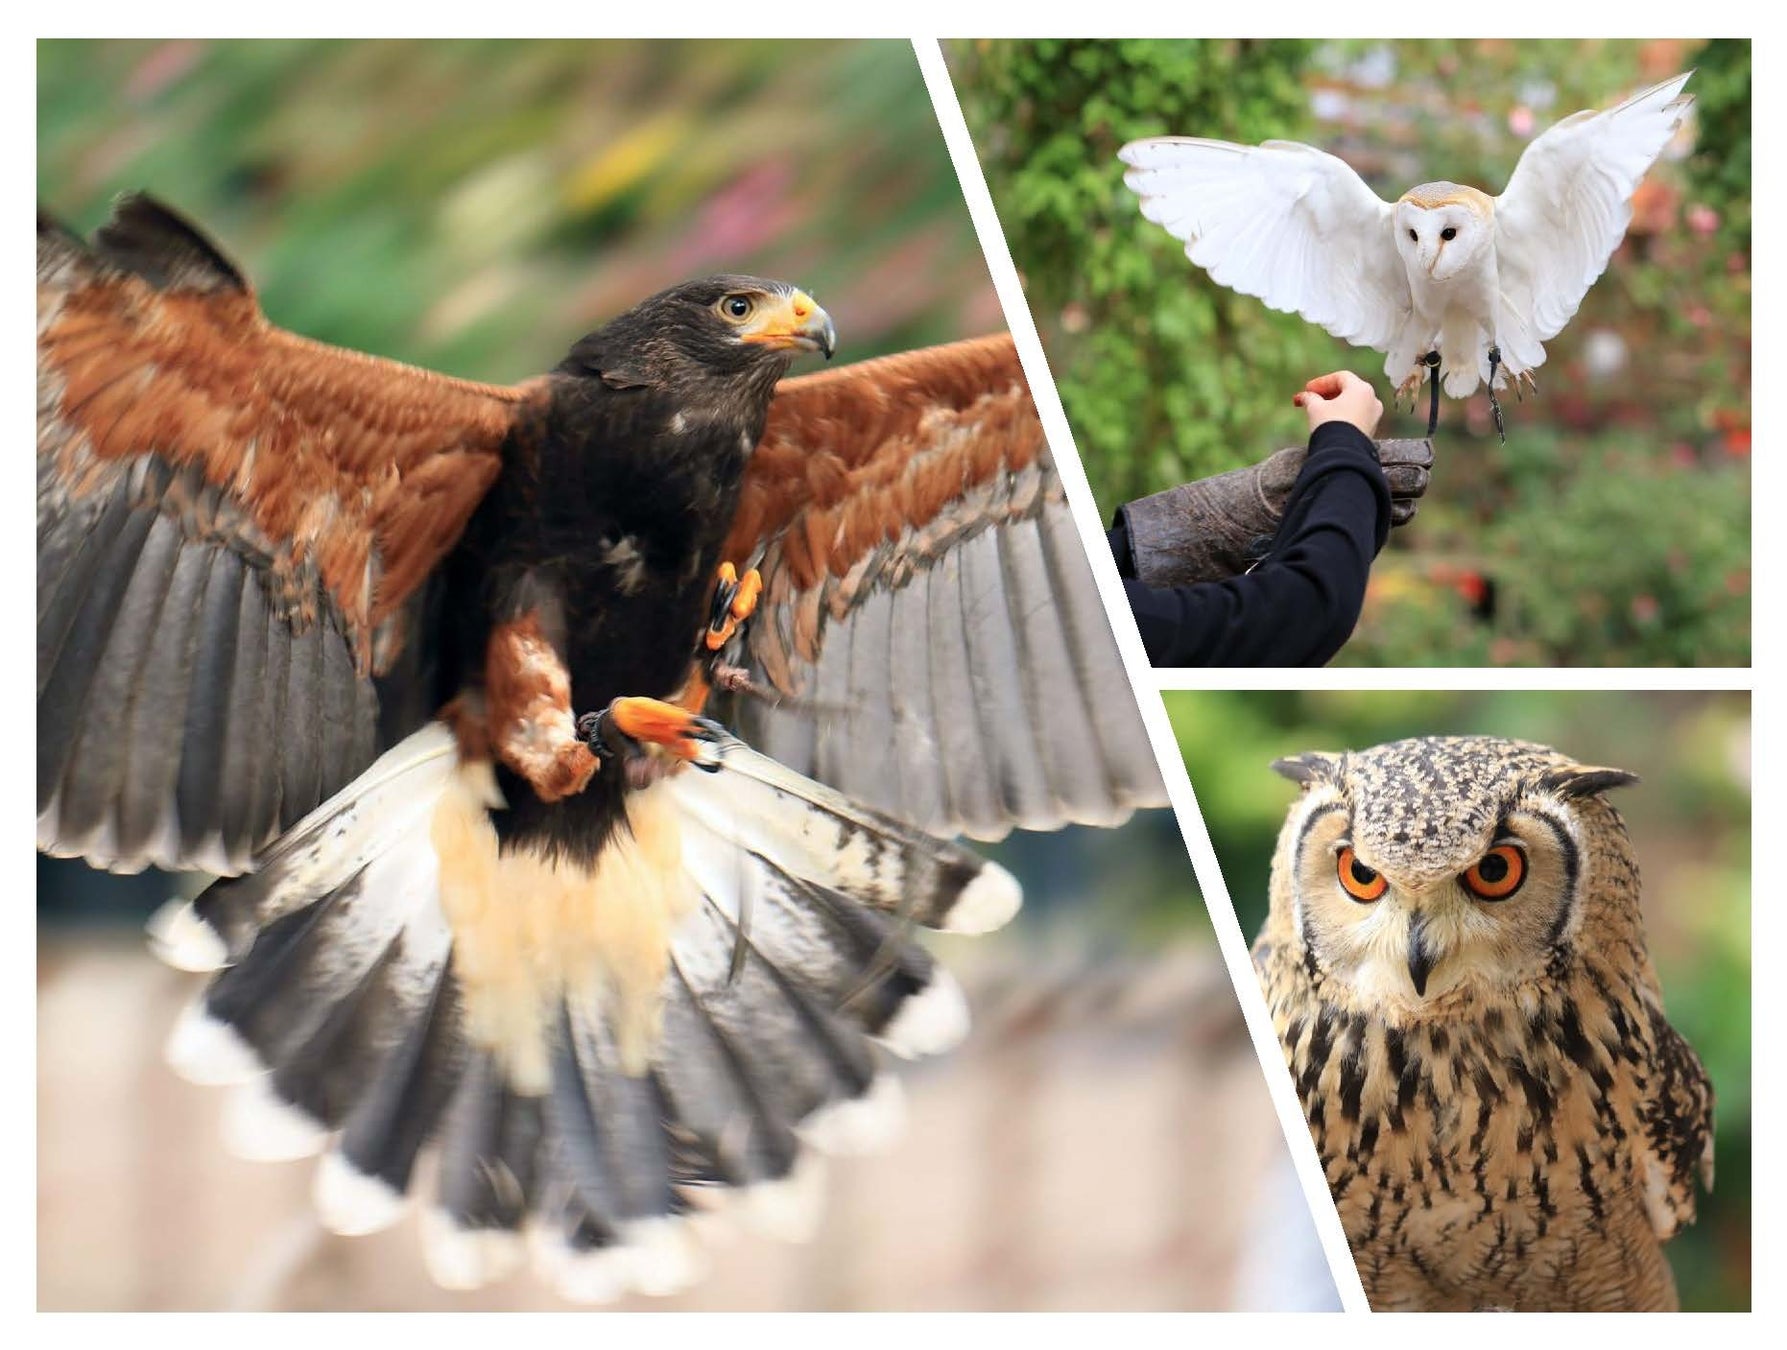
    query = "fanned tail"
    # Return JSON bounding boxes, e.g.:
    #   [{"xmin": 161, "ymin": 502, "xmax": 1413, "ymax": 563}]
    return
[{"xmin": 149, "ymin": 721, "xmax": 1019, "ymax": 1302}]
